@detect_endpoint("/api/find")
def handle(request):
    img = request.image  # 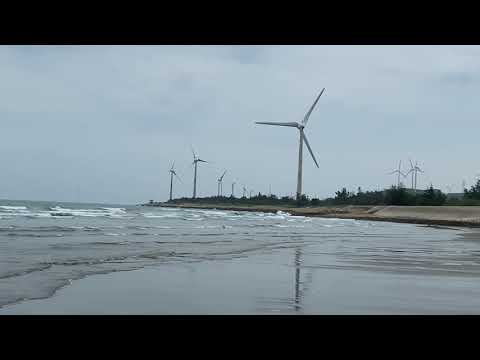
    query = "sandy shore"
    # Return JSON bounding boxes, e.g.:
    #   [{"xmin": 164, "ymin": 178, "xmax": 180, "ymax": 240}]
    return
[{"xmin": 150, "ymin": 203, "xmax": 480, "ymax": 227}]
